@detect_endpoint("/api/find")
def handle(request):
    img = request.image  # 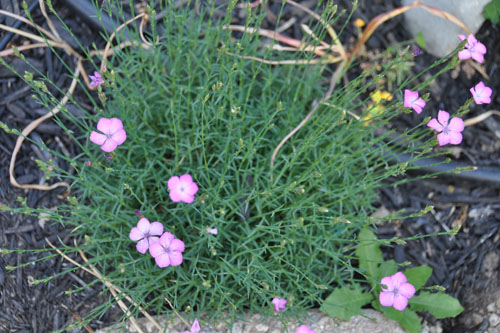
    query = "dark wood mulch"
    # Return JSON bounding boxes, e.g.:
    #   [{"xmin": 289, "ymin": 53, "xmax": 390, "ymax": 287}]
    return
[{"xmin": 0, "ymin": 0, "xmax": 499, "ymax": 332}]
